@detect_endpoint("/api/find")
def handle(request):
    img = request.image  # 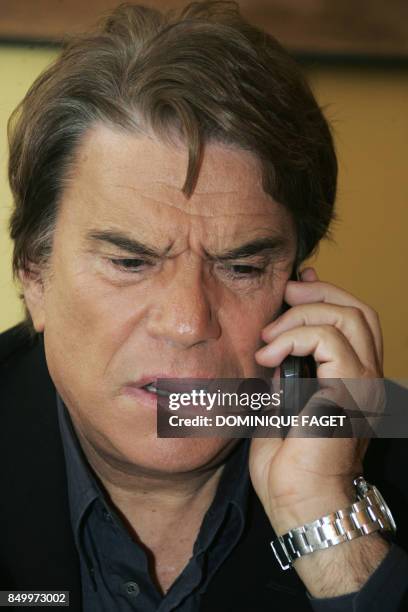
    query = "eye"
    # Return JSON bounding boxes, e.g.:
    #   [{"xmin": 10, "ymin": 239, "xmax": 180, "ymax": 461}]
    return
[
  {"xmin": 109, "ymin": 258, "xmax": 151, "ymax": 272},
  {"xmin": 229, "ymin": 264, "xmax": 263, "ymax": 276},
  {"xmin": 219, "ymin": 263, "xmax": 265, "ymax": 278}
]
